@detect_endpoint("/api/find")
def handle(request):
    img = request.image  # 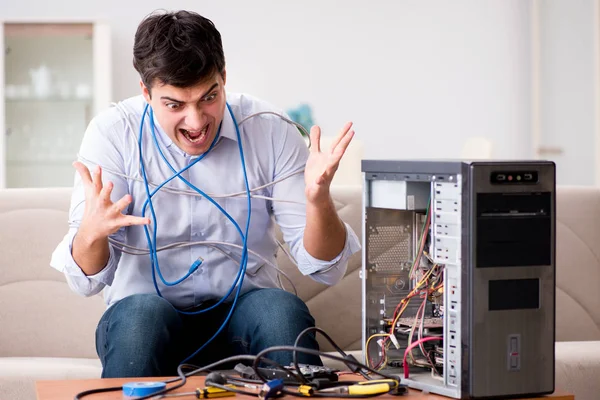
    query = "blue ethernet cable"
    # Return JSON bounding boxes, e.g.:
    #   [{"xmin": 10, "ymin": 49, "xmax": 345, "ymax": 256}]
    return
[
  {"xmin": 139, "ymin": 104, "xmax": 250, "ymax": 314},
  {"xmin": 137, "ymin": 102, "xmax": 252, "ymax": 364},
  {"xmin": 137, "ymin": 104, "xmax": 225, "ymax": 287}
]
